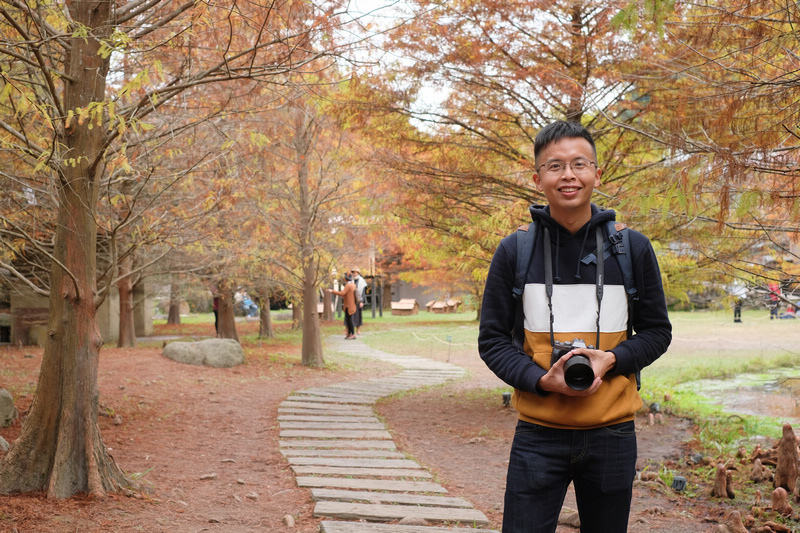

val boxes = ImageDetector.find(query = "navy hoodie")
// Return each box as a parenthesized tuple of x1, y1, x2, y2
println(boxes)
(478, 204, 672, 428)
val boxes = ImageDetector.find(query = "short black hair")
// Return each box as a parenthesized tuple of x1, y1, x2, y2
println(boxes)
(534, 121, 597, 167)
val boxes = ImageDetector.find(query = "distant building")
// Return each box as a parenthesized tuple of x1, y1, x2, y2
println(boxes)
(0, 280, 153, 346)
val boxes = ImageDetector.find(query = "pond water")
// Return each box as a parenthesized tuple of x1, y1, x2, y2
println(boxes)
(681, 370, 800, 422)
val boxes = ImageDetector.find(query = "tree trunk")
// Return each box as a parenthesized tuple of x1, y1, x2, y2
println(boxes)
(117, 255, 137, 348)
(293, 109, 324, 366)
(291, 303, 302, 330)
(258, 287, 273, 339)
(383, 281, 392, 309)
(0, 0, 129, 497)
(216, 281, 239, 341)
(322, 289, 333, 321)
(301, 259, 324, 367)
(167, 281, 181, 325)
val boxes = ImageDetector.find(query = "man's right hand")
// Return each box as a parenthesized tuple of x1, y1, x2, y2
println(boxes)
(538, 351, 603, 397)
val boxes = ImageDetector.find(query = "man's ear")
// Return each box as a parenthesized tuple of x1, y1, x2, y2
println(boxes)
(533, 172, 542, 190)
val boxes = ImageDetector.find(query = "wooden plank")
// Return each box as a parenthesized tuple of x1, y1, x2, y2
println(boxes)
(279, 401, 373, 411)
(279, 440, 396, 449)
(288, 457, 420, 469)
(291, 466, 432, 478)
(278, 421, 386, 431)
(326, 384, 405, 394)
(311, 488, 473, 508)
(281, 449, 404, 458)
(278, 415, 380, 423)
(279, 421, 386, 430)
(295, 476, 445, 493)
(278, 407, 375, 417)
(279, 429, 392, 439)
(286, 395, 375, 405)
(320, 521, 499, 533)
(292, 392, 384, 402)
(313, 501, 489, 525)
(299, 387, 385, 398)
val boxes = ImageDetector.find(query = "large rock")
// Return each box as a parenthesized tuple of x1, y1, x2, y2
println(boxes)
(162, 338, 244, 368)
(0, 388, 18, 427)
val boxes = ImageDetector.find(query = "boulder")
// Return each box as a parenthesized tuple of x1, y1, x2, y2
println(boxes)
(0, 388, 17, 427)
(163, 338, 244, 368)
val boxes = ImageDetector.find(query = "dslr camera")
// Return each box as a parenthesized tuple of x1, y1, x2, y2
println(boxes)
(551, 338, 595, 391)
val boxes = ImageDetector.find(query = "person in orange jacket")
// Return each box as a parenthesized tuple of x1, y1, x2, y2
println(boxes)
(327, 273, 358, 339)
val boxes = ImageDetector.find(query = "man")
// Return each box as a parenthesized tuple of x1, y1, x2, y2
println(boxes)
(478, 120, 672, 533)
(351, 267, 367, 335)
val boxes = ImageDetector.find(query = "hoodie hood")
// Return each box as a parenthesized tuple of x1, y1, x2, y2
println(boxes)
(529, 203, 617, 283)
(529, 203, 616, 234)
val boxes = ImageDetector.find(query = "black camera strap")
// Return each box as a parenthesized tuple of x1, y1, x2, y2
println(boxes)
(543, 227, 555, 347)
(594, 227, 603, 349)
(543, 226, 604, 349)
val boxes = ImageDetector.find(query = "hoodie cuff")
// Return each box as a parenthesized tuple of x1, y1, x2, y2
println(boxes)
(527, 367, 550, 397)
(608, 346, 633, 376)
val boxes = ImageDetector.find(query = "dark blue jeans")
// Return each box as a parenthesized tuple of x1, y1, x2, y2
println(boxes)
(503, 420, 637, 533)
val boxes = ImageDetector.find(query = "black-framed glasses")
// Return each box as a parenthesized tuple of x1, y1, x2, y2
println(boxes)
(536, 158, 597, 176)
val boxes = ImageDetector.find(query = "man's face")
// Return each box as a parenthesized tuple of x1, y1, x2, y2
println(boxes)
(532, 137, 601, 217)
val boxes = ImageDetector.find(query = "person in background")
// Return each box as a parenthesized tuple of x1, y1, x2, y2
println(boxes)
(327, 273, 358, 339)
(730, 281, 747, 323)
(213, 295, 220, 335)
(351, 267, 367, 335)
(242, 292, 259, 318)
(769, 281, 781, 319)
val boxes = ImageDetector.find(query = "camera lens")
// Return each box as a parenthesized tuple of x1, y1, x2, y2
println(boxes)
(563, 355, 594, 391)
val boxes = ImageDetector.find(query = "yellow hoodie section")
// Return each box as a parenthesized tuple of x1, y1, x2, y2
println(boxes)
(515, 281, 642, 429)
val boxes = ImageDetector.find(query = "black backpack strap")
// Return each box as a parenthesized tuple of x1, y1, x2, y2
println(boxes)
(513, 223, 536, 300)
(512, 222, 537, 352)
(606, 221, 637, 300)
(605, 220, 642, 389)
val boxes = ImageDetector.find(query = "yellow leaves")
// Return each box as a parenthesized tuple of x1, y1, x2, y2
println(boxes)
(106, 146, 132, 176)
(118, 63, 165, 99)
(165, 148, 184, 159)
(135, 121, 155, 133)
(249, 132, 271, 149)
(98, 28, 133, 59)
(203, 192, 218, 211)
(65, 156, 88, 168)
(109, 194, 127, 208)
(733, 190, 761, 219)
(0, 80, 13, 102)
(33, 150, 52, 173)
(64, 100, 139, 135)
(71, 23, 90, 41)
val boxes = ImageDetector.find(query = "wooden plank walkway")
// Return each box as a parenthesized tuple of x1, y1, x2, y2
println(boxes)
(279, 335, 499, 532)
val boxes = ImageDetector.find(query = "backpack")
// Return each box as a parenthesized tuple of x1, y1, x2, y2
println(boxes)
(511, 219, 638, 353)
